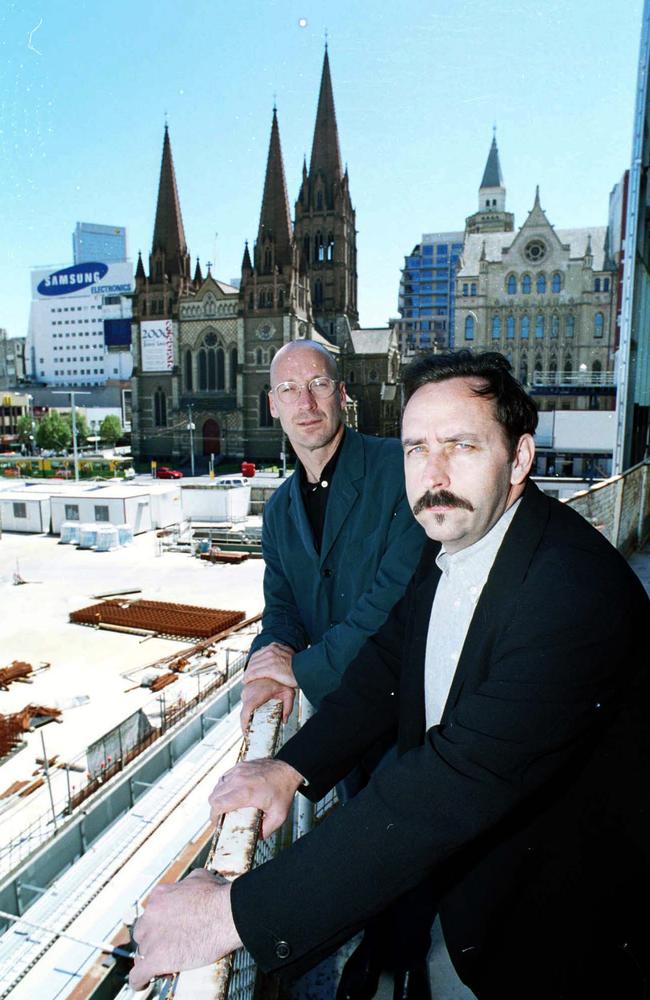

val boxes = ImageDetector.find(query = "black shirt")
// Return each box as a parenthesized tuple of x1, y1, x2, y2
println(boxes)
(298, 430, 345, 553)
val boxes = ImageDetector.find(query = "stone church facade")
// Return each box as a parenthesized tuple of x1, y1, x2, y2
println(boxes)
(131, 49, 365, 468)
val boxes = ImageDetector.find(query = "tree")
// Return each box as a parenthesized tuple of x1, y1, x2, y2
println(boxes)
(16, 414, 36, 450)
(35, 411, 72, 452)
(66, 411, 90, 446)
(99, 414, 123, 446)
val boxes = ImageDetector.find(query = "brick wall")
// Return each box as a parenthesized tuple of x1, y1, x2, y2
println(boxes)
(564, 461, 650, 556)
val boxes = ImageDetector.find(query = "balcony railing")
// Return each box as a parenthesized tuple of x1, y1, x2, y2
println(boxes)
(527, 370, 616, 388)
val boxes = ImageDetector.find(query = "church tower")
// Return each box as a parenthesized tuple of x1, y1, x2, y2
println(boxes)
(240, 107, 312, 460)
(131, 126, 195, 465)
(294, 47, 358, 343)
(465, 131, 514, 234)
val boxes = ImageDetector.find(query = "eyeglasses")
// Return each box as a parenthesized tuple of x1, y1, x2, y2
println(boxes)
(271, 376, 339, 404)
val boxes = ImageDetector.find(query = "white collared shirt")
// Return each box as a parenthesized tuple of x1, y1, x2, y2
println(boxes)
(424, 499, 522, 729)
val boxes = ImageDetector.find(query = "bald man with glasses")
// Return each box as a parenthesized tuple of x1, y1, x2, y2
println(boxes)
(242, 340, 425, 733)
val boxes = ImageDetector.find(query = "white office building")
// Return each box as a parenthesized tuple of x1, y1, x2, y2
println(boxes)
(27, 260, 135, 387)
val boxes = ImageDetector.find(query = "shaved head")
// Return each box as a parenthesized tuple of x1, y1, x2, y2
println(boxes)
(270, 340, 338, 385)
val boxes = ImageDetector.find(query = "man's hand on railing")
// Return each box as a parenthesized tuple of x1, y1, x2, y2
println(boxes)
(240, 677, 295, 732)
(209, 758, 306, 839)
(128, 869, 242, 991)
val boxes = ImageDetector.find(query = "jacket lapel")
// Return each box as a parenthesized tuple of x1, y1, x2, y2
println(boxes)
(319, 431, 362, 565)
(399, 543, 442, 751)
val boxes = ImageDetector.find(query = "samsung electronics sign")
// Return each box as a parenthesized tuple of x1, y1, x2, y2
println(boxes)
(32, 261, 134, 299)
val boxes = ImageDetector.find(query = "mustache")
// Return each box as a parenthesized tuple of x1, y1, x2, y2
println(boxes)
(412, 490, 475, 516)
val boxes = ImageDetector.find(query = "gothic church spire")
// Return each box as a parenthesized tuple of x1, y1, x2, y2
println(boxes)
(309, 48, 344, 183)
(256, 107, 293, 271)
(151, 125, 189, 275)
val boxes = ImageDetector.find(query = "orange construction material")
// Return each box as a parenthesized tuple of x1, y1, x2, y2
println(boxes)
(69, 599, 245, 640)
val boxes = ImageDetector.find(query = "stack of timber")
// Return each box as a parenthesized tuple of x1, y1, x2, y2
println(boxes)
(69, 599, 245, 640)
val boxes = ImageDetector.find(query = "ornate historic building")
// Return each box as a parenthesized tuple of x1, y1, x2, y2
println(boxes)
(339, 327, 400, 437)
(455, 188, 616, 412)
(131, 51, 390, 468)
(294, 48, 358, 345)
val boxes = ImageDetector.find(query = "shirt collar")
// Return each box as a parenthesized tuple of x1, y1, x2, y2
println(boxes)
(299, 427, 346, 493)
(435, 497, 522, 584)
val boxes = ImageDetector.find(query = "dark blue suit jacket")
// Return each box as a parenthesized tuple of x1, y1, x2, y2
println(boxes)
(248, 428, 426, 707)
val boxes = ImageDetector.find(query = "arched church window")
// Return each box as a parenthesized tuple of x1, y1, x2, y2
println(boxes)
(216, 348, 225, 390)
(207, 349, 216, 390)
(506, 274, 517, 295)
(229, 347, 237, 391)
(594, 312, 604, 338)
(316, 190, 324, 211)
(566, 315, 575, 337)
(551, 272, 561, 293)
(154, 388, 167, 427)
(551, 315, 559, 338)
(522, 274, 532, 294)
(259, 385, 273, 428)
(563, 358, 573, 383)
(198, 349, 207, 391)
(506, 315, 515, 339)
(264, 247, 272, 272)
(521, 315, 530, 339)
(256, 348, 263, 365)
(315, 232, 324, 263)
(491, 315, 501, 339)
(535, 315, 544, 339)
(465, 315, 475, 341)
(327, 234, 334, 262)
(537, 273, 546, 294)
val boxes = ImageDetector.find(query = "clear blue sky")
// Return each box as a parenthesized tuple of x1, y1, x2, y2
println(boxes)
(0, 0, 644, 340)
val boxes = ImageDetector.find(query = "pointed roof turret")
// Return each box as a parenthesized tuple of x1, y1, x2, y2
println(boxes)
(152, 125, 188, 265)
(193, 257, 203, 285)
(135, 251, 145, 280)
(480, 132, 504, 190)
(241, 241, 252, 272)
(308, 48, 343, 182)
(257, 107, 293, 268)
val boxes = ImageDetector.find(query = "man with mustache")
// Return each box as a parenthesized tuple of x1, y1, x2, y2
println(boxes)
(131, 351, 650, 1000)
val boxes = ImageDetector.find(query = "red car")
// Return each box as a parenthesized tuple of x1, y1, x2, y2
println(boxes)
(155, 466, 183, 479)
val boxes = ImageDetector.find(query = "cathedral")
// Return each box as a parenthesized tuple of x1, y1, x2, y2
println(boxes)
(130, 50, 362, 467)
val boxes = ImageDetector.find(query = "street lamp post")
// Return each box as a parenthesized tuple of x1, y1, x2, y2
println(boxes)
(52, 391, 90, 482)
(187, 405, 195, 477)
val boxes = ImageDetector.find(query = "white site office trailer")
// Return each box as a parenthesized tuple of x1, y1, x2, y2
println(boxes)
(180, 482, 251, 523)
(0, 491, 51, 533)
(51, 485, 154, 535)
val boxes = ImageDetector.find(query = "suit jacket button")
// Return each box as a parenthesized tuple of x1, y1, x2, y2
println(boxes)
(275, 941, 291, 959)
(322, 568, 333, 578)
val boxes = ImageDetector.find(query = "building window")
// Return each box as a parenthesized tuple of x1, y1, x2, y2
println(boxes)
(566, 315, 575, 338)
(207, 349, 216, 390)
(462, 283, 469, 296)
(537, 273, 546, 294)
(65, 504, 80, 521)
(256, 348, 263, 365)
(491, 315, 501, 339)
(216, 347, 225, 390)
(198, 349, 207, 390)
(327, 234, 334, 261)
(464, 315, 475, 341)
(603, 277, 610, 292)
(259, 385, 273, 428)
(13, 502, 27, 519)
(314, 279, 323, 306)
(522, 274, 532, 294)
(551, 315, 559, 338)
(551, 272, 561, 293)
(506, 315, 515, 339)
(563, 359, 573, 383)
(594, 278, 601, 292)
(507, 274, 517, 294)
(470, 283, 477, 296)
(314, 232, 324, 262)
(154, 388, 167, 427)
(184, 350, 193, 391)
(594, 312, 604, 338)
(535, 315, 544, 338)
(94, 505, 110, 522)
(230, 347, 238, 391)
(521, 315, 530, 339)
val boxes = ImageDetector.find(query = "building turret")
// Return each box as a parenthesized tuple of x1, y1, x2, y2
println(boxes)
(465, 131, 515, 235)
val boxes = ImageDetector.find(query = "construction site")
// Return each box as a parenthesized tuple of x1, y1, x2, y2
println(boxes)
(0, 514, 276, 1000)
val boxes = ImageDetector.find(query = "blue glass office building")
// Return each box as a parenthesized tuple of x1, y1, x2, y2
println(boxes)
(73, 222, 127, 264)
(396, 231, 464, 353)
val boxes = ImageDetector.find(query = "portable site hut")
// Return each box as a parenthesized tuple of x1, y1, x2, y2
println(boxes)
(0, 490, 51, 533)
(180, 480, 251, 523)
(122, 481, 182, 528)
(50, 484, 154, 535)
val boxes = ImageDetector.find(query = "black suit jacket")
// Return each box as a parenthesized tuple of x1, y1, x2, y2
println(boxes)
(231, 483, 650, 997)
